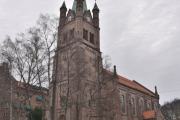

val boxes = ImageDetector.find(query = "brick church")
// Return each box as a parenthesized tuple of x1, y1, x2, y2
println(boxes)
(47, 0, 165, 120)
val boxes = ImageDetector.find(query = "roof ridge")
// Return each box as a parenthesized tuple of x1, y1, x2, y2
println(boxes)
(132, 80, 155, 95)
(103, 69, 155, 97)
(103, 69, 135, 83)
(118, 74, 132, 82)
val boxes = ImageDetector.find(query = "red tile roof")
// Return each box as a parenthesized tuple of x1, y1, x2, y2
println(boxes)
(104, 69, 155, 97)
(143, 110, 156, 119)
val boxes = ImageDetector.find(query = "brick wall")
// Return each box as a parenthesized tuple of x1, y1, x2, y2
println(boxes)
(0, 63, 48, 120)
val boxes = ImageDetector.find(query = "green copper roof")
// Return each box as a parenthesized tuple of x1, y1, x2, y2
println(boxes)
(72, 0, 87, 13)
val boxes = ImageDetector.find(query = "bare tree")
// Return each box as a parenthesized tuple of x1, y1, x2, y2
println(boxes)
(1, 33, 45, 119)
(1, 14, 58, 87)
(37, 14, 58, 85)
(161, 99, 180, 120)
(0, 14, 58, 120)
(36, 14, 58, 120)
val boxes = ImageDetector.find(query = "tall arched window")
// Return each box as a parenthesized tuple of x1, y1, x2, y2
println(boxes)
(139, 98, 144, 114)
(131, 97, 136, 116)
(120, 94, 126, 113)
(69, 28, 74, 40)
(154, 102, 158, 110)
(147, 101, 152, 110)
(83, 29, 88, 40)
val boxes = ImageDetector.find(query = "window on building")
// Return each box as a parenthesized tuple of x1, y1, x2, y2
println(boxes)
(69, 28, 74, 40)
(147, 101, 152, 110)
(83, 29, 88, 40)
(154, 102, 158, 110)
(131, 97, 136, 115)
(90, 32, 95, 44)
(120, 94, 126, 113)
(63, 33, 67, 43)
(139, 98, 144, 114)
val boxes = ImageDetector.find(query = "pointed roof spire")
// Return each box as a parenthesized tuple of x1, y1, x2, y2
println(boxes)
(155, 86, 159, 99)
(72, 0, 87, 13)
(60, 1, 67, 10)
(155, 86, 158, 94)
(93, 2, 99, 11)
(113, 65, 117, 76)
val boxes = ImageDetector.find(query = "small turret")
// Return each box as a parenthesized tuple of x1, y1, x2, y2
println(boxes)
(59, 2, 67, 28)
(92, 2, 99, 27)
(113, 65, 117, 76)
(155, 86, 160, 99)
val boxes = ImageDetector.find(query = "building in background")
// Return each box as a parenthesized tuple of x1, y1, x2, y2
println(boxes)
(0, 62, 48, 120)
(48, 0, 165, 120)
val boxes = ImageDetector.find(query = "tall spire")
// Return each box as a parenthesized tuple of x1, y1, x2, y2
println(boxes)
(60, 1, 67, 10)
(93, 2, 99, 11)
(59, 1, 67, 28)
(92, 1, 99, 27)
(72, 0, 87, 13)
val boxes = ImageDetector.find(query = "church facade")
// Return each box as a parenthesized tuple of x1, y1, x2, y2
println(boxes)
(47, 0, 165, 120)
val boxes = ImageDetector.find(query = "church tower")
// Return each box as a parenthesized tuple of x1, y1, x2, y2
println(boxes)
(51, 0, 102, 120)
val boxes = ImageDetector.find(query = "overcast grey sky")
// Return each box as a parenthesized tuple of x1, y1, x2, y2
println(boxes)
(0, 0, 180, 104)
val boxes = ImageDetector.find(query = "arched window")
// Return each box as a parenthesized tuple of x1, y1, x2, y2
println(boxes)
(90, 32, 95, 44)
(131, 97, 136, 115)
(139, 98, 144, 114)
(83, 29, 88, 40)
(147, 101, 152, 110)
(120, 94, 126, 113)
(69, 28, 74, 40)
(63, 32, 67, 43)
(154, 102, 158, 110)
